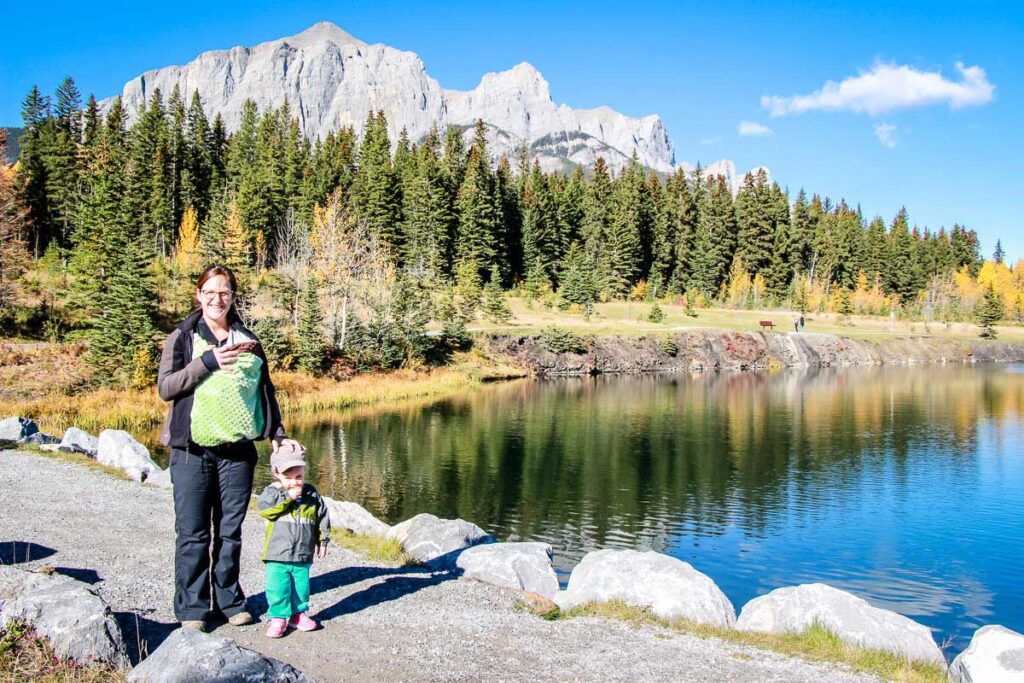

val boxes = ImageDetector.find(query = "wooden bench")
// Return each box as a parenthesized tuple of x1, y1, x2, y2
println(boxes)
(758, 320, 774, 331)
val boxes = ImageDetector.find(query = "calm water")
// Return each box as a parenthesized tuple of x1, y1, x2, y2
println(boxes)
(267, 364, 1024, 651)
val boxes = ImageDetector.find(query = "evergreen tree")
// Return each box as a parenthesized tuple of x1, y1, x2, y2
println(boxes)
(127, 89, 173, 257)
(296, 276, 326, 374)
(665, 167, 696, 292)
(520, 161, 559, 282)
(604, 152, 648, 296)
(18, 85, 53, 254)
(181, 91, 213, 218)
(976, 284, 1003, 339)
(165, 85, 187, 247)
(403, 129, 454, 278)
(351, 110, 402, 255)
(455, 127, 500, 274)
(863, 217, 888, 285)
(0, 131, 30, 313)
(558, 242, 598, 307)
(837, 288, 854, 320)
(494, 156, 522, 281)
(887, 208, 920, 302)
(253, 316, 290, 371)
(993, 239, 1005, 265)
(735, 169, 773, 276)
(689, 175, 736, 296)
(481, 264, 513, 323)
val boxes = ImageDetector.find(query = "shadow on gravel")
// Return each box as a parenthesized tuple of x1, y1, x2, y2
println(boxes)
(50, 567, 102, 584)
(115, 610, 178, 666)
(0, 540, 57, 564)
(314, 571, 452, 621)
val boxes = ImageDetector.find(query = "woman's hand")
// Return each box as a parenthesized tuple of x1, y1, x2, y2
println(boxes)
(272, 438, 305, 455)
(316, 544, 327, 559)
(211, 344, 242, 370)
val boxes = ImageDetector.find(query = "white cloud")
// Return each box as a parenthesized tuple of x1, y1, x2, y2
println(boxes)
(762, 61, 994, 117)
(738, 121, 773, 136)
(874, 123, 898, 148)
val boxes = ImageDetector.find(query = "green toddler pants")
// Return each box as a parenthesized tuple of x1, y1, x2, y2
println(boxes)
(265, 561, 312, 619)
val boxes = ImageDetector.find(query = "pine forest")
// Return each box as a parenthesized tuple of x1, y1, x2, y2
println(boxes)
(2, 78, 1022, 385)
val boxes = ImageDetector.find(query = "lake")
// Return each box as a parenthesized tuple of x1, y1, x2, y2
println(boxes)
(269, 363, 1024, 652)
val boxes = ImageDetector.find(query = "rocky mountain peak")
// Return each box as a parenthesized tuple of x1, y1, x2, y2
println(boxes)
(96, 22, 760, 179)
(279, 21, 366, 49)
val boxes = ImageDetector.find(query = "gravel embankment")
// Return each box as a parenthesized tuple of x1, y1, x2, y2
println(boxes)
(1, 449, 879, 682)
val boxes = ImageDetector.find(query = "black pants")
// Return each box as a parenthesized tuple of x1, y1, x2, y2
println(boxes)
(170, 441, 256, 621)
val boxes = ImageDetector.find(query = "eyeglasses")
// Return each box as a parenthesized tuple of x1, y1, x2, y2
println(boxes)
(200, 290, 234, 301)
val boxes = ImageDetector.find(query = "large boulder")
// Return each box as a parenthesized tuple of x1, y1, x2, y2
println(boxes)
(59, 427, 99, 456)
(950, 624, 1024, 682)
(454, 542, 559, 599)
(0, 416, 39, 447)
(736, 583, 944, 664)
(0, 566, 126, 667)
(127, 627, 314, 682)
(387, 513, 495, 565)
(325, 498, 390, 537)
(96, 429, 161, 482)
(554, 549, 736, 628)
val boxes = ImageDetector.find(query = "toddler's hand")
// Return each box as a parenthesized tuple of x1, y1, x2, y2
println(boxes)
(316, 544, 327, 559)
(287, 484, 302, 500)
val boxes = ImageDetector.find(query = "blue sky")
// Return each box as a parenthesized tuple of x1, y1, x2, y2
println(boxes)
(2, 0, 1021, 261)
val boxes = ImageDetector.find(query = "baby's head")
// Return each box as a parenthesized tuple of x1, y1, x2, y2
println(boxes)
(270, 442, 307, 488)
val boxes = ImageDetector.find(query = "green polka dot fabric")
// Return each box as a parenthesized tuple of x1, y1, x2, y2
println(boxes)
(189, 334, 265, 447)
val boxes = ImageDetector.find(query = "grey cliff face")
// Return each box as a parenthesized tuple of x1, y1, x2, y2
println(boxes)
(100, 21, 679, 173)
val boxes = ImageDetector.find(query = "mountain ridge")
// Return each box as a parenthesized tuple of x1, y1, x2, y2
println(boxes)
(99, 21, 762, 185)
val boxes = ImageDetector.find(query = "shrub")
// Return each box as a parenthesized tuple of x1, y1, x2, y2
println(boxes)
(540, 327, 586, 354)
(647, 302, 665, 323)
(659, 337, 678, 356)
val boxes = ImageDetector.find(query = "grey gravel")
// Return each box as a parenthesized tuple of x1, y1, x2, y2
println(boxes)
(1, 449, 880, 682)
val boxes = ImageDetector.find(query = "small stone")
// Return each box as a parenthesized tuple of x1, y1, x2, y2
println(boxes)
(144, 468, 172, 489)
(59, 427, 99, 456)
(0, 416, 39, 447)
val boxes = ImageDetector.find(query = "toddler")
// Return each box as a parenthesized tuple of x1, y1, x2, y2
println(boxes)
(257, 443, 331, 638)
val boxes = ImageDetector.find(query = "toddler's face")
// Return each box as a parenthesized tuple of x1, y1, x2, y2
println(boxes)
(275, 465, 305, 490)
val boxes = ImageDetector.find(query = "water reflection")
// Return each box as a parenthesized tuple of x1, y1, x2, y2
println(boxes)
(274, 364, 1024, 651)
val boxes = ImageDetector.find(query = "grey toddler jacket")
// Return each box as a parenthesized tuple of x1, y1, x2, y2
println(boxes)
(256, 483, 331, 563)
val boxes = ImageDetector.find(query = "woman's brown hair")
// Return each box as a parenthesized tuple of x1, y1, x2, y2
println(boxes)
(194, 265, 240, 320)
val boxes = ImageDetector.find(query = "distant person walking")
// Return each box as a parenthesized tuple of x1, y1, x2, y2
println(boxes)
(799, 314, 805, 331)
(793, 316, 800, 332)
(157, 264, 301, 631)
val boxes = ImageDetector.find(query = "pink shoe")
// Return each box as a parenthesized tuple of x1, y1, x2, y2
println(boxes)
(288, 612, 318, 632)
(265, 618, 287, 638)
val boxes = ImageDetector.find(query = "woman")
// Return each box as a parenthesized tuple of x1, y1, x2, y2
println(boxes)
(158, 264, 301, 631)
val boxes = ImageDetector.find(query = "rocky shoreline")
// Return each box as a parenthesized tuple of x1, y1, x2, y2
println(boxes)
(485, 331, 1024, 376)
(4, 418, 1024, 681)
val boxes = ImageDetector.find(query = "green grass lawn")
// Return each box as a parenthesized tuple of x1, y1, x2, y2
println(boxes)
(462, 297, 1024, 343)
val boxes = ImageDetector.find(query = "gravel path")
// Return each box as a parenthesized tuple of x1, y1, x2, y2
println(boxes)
(1, 449, 879, 682)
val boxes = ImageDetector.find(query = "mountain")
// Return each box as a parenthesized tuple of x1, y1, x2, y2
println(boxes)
(100, 22, 676, 173)
(99, 21, 762, 181)
(1, 127, 23, 165)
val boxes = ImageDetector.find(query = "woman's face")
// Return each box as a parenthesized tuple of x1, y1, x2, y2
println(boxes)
(197, 274, 234, 325)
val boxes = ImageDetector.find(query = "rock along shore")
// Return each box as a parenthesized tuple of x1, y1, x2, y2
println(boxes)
(1, 447, 887, 682)
(485, 330, 1024, 376)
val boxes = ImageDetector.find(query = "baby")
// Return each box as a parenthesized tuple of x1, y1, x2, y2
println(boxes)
(256, 442, 331, 638)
